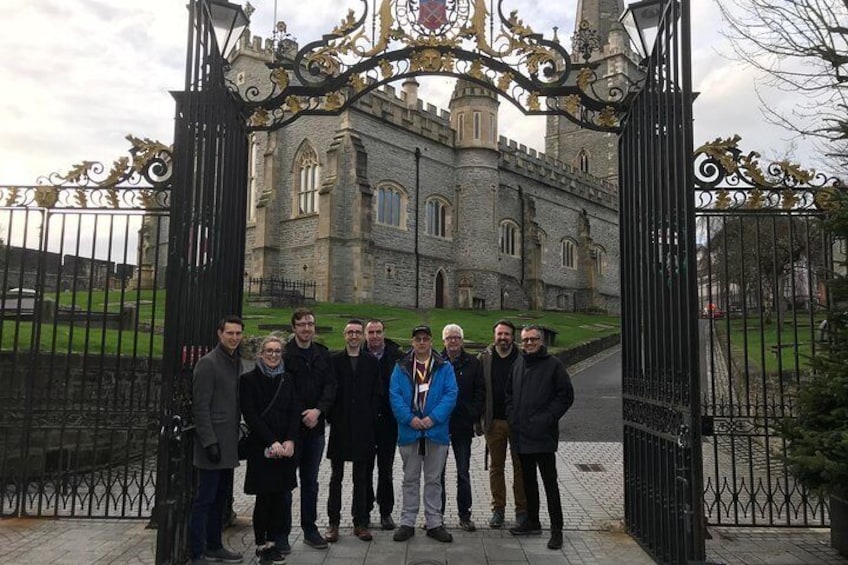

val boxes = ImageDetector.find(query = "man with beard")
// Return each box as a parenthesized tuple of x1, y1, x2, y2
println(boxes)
(363, 319, 403, 530)
(506, 324, 574, 550)
(325, 319, 381, 543)
(478, 319, 527, 528)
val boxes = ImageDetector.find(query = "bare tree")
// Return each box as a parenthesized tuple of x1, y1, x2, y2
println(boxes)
(716, 0, 848, 170)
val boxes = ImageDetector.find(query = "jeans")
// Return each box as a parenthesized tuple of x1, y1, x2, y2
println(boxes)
(518, 452, 563, 530)
(327, 458, 370, 527)
(282, 432, 324, 538)
(367, 416, 397, 517)
(440, 436, 473, 519)
(188, 468, 233, 559)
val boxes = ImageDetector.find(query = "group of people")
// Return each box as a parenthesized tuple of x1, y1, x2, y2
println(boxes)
(188, 309, 574, 565)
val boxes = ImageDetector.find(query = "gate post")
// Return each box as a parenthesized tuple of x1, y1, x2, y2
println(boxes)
(618, 0, 705, 563)
(154, 1, 249, 563)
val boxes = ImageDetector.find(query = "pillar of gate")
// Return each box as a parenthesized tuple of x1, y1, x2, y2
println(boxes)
(154, 1, 249, 563)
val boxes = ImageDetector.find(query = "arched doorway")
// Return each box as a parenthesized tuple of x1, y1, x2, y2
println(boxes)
(435, 269, 446, 308)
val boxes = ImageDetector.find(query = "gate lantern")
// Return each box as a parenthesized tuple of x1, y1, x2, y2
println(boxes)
(620, 0, 666, 62)
(207, 0, 250, 59)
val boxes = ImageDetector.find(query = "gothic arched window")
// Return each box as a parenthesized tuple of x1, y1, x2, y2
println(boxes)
(578, 149, 589, 173)
(376, 184, 406, 228)
(499, 220, 520, 257)
(425, 198, 451, 238)
(293, 143, 320, 216)
(592, 245, 606, 276)
(562, 238, 577, 269)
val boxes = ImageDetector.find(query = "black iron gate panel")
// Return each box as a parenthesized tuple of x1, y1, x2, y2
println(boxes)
(0, 144, 171, 518)
(620, 0, 704, 563)
(154, 0, 249, 563)
(694, 137, 839, 527)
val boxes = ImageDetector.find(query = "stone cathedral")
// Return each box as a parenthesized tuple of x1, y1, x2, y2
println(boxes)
(231, 0, 635, 313)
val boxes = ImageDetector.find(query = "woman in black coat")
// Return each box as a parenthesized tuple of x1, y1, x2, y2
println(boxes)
(240, 336, 301, 565)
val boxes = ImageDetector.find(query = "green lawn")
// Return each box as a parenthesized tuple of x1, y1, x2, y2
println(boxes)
(713, 315, 823, 376)
(2, 290, 620, 356)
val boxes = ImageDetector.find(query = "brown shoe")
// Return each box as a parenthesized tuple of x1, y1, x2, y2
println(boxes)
(325, 524, 339, 543)
(353, 526, 373, 541)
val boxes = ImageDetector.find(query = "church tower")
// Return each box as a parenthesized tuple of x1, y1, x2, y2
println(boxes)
(449, 80, 501, 310)
(545, 0, 639, 186)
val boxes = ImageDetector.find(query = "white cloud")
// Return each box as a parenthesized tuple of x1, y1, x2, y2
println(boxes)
(0, 0, 823, 184)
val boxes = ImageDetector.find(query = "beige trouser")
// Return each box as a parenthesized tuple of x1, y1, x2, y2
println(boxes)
(485, 419, 526, 514)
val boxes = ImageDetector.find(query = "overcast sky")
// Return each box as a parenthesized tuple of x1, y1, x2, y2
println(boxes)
(0, 0, 820, 185)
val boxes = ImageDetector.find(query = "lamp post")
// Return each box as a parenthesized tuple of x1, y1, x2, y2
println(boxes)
(619, 0, 667, 63)
(206, 0, 250, 60)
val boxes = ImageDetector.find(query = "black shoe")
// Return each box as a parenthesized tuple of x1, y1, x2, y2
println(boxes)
(458, 517, 476, 532)
(393, 525, 415, 542)
(204, 547, 243, 563)
(302, 531, 328, 549)
(509, 521, 542, 536)
(380, 514, 396, 530)
(256, 546, 285, 565)
(547, 530, 563, 550)
(426, 525, 453, 543)
(274, 542, 291, 556)
(488, 509, 505, 528)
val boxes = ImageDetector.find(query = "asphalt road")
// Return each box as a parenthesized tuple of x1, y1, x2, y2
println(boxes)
(559, 348, 623, 442)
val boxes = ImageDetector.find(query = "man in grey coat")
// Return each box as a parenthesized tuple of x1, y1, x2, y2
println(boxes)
(188, 316, 245, 564)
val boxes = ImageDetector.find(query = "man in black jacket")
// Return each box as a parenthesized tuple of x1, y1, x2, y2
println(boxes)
(439, 323, 485, 531)
(506, 324, 574, 551)
(283, 308, 336, 551)
(325, 319, 381, 543)
(364, 318, 403, 530)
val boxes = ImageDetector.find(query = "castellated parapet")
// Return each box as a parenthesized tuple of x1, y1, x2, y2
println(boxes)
(498, 136, 618, 211)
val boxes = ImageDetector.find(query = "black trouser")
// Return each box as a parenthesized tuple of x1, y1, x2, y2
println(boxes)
(368, 416, 397, 517)
(327, 458, 370, 527)
(518, 452, 563, 531)
(253, 491, 288, 546)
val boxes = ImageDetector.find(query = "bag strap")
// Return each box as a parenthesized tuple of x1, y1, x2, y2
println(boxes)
(259, 373, 286, 420)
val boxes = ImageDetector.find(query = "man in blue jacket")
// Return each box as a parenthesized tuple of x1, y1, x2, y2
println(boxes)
(390, 325, 457, 543)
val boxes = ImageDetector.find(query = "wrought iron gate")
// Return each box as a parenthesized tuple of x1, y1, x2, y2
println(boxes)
(695, 137, 840, 527)
(620, 0, 705, 562)
(0, 140, 171, 518)
(154, 0, 249, 562)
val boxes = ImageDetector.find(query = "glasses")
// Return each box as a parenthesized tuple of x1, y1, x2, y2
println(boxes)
(294, 321, 315, 328)
(521, 337, 541, 343)
(412, 336, 431, 343)
(444, 335, 462, 341)
(263, 349, 283, 356)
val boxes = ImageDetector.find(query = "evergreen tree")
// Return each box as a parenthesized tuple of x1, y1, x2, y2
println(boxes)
(779, 188, 848, 497)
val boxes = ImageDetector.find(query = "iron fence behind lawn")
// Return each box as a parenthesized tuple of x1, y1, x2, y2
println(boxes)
(246, 277, 316, 303)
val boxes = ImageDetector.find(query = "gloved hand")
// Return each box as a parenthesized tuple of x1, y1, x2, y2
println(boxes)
(205, 443, 221, 463)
